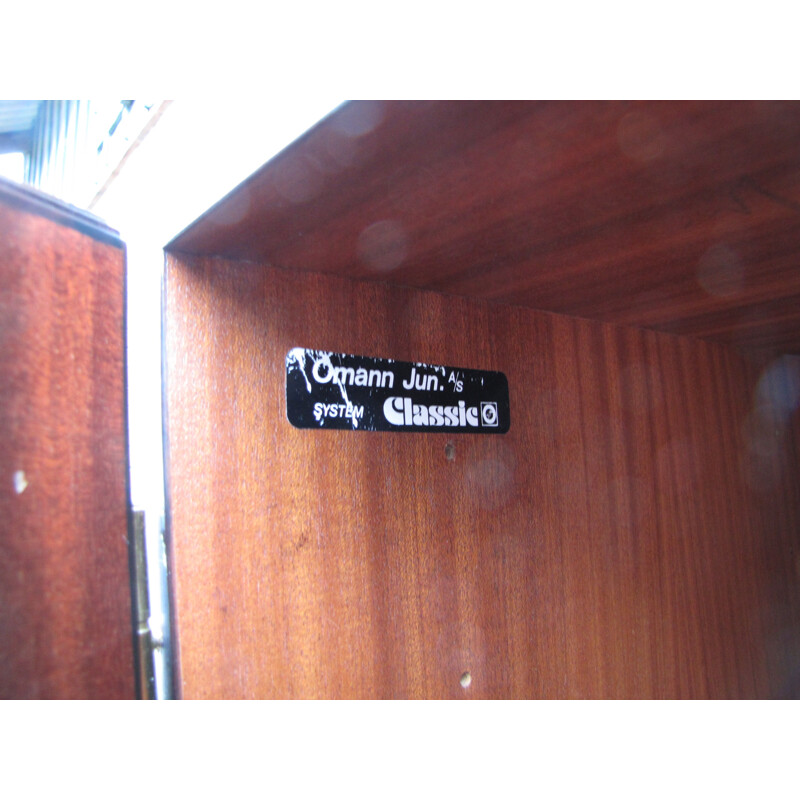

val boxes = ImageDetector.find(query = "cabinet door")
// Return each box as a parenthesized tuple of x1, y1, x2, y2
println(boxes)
(0, 178, 134, 699)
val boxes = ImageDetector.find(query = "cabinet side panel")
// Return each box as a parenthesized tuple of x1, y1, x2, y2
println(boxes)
(164, 254, 800, 698)
(0, 198, 133, 699)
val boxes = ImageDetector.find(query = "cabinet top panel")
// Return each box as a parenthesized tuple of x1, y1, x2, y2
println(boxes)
(167, 101, 800, 354)
(0, 176, 123, 249)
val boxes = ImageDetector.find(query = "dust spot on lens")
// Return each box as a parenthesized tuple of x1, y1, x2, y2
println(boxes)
(739, 354, 800, 492)
(210, 185, 251, 226)
(273, 156, 324, 205)
(465, 454, 515, 510)
(697, 243, 745, 298)
(331, 101, 385, 138)
(617, 111, 666, 163)
(754, 356, 800, 424)
(357, 219, 409, 273)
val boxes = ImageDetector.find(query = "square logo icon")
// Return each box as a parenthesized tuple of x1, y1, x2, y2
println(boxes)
(480, 401, 499, 427)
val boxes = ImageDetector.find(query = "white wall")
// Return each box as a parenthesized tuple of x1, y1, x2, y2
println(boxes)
(93, 97, 340, 517)
(90, 97, 340, 693)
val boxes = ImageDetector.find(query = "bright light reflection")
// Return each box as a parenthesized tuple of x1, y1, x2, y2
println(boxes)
(0, 152, 24, 183)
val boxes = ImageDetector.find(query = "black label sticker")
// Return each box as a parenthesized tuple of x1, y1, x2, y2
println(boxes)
(286, 348, 510, 433)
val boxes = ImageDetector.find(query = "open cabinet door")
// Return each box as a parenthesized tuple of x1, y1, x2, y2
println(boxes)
(0, 177, 135, 699)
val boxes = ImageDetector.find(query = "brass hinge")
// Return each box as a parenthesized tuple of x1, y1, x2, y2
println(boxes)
(131, 509, 156, 699)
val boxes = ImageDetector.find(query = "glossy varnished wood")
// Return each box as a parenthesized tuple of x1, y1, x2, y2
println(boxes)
(0, 180, 134, 698)
(168, 101, 800, 354)
(164, 254, 800, 698)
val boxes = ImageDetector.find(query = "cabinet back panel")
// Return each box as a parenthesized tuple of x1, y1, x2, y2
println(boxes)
(164, 254, 800, 698)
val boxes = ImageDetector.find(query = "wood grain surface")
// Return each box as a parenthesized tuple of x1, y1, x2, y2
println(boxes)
(164, 254, 800, 698)
(0, 181, 134, 699)
(168, 101, 800, 354)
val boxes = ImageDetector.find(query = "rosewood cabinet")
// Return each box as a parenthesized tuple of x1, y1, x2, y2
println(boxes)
(5, 102, 798, 700)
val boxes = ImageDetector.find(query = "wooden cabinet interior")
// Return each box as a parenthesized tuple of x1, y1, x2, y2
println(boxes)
(164, 102, 800, 698)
